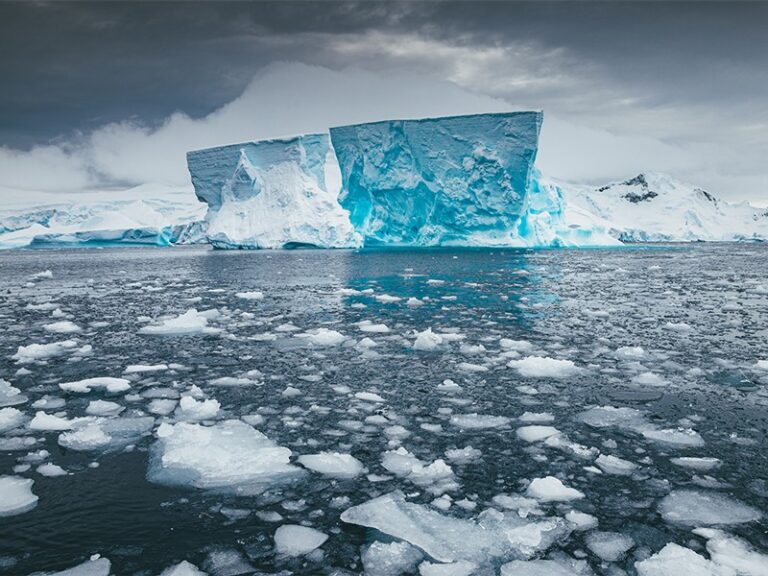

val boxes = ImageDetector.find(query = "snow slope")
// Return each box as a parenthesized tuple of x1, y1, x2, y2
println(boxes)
(563, 173, 768, 242)
(0, 184, 207, 249)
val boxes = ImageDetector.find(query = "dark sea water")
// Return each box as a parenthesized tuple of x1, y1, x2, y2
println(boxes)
(0, 245, 766, 575)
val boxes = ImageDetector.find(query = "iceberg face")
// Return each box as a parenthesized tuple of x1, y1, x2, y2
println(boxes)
(187, 134, 360, 249)
(329, 112, 544, 246)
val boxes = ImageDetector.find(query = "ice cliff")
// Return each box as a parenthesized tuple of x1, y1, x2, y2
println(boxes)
(329, 112, 550, 246)
(186, 134, 360, 249)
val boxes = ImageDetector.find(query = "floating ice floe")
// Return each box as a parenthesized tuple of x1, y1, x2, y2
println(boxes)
(297, 452, 365, 479)
(0, 476, 38, 516)
(507, 356, 582, 379)
(58, 417, 154, 452)
(235, 291, 264, 301)
(413, 328, 444, 351)
(0, 379, 27, 407)
(139, 308, 220, 336)
(585, 531, 635, 562)
(296, 328, 346, 347)
(419, 559, 478, 576)
(124, 363, 169, 374)
(358, 320, 390, 333)
(274, 524, 328, 557)
(594, 454, 638, 476)
(341, 491, 570, 564)
(658, 490, 762, 527)
(361, 540, 423, 576)
(175, 395, 221, 422)
(669, 456, 721, 471)
(159, 560, 207, 576)
(147, 420, 303, 494)
(382, 447, 458, 494)
(43, 321, 82, 334)
(59, 377, 131, 394)
(37, 463, 67, 477)
(444, 446, 482, 464)
(449, 413, 511, 430)
(85, 400, 124, 417)
(29, 411, 74, 431)
(0, 407, 26, 433)
(12, 340, 81, 363)
(516, 426, 560, 443)
(526, 476, 585, 502)
(500, 558, 592, 576)
(579, 405, 705, 448)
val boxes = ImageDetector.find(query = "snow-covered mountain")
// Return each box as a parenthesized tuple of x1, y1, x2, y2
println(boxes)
(562, 172, 768, 242)
(0, 184, 207, 249)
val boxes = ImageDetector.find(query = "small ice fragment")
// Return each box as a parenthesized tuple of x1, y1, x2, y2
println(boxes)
(175, 395, 220, 422)
(450, 413, 510, 430)
(124, 364, 169, 374)
(0, 407, 25, 433)
(519, 412, 555, 423)
(85, 400, 124, 417)
(358, 320, 390, 333)
(361, 540, 423, 576)
(670, 457, 721, 471)
(355, 391, 385, 403)
(160, 560, 207, 576)
(595, 454, 638, 476)
(419, 560, 478, 576)
(413, 328, 443, 351)
(274, 524, 328, 556)
(516, 426, 560, 443)
(526, 476, 585, 502)
(43, 321, 81, 334)
(29, 411, 73, 431)
(235, 291, 264, 300)
(37, 463, 67, 477)
(12, 340, 79, 363)
(585, 531, 635, 561)
(59, 377, 131, 394)
(658, 490, 762, 526)
(565, 510, 598, 531)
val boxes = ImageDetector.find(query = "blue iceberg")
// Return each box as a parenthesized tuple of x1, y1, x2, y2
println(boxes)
(187, 134, 360, 249)
(329, 112, 544, 246)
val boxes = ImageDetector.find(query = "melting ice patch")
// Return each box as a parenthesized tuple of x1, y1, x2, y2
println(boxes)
(0, 476, 38, 517)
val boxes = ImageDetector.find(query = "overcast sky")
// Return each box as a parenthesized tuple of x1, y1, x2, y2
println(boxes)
(1, 1, 767, 203)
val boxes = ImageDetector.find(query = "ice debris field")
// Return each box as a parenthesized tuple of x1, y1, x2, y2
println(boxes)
(0, 244, 767, 574)
(3, 112, 767, 250)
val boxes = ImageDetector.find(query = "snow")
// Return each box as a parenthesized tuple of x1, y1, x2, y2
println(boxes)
(585, 531, 635, 561)
(59, 377, 131, 394)
(0, 184, 206, 250)
(507, 356, 581, 378)
(0, 407, 25, 433)
(187, 133, 359, 249)
(658, 490, 762, 526)
(341, 491, 570, 564)
(273, 524, 328, 556)
(563, 172, 768, 243)
(361, 541, 423, 576)
(138, 309, 217, 336)
(0, 476, 38, 516)
(147, 420, 303, 494)
(297, 452, 365, 479)
(526, 476, 585, 502)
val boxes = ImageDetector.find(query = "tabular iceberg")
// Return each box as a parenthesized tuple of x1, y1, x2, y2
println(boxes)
(187, 134, 360, 249)
(329, 112, 544, 246)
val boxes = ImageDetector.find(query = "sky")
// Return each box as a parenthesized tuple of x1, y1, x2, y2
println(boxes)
(1, 1, 767, 204)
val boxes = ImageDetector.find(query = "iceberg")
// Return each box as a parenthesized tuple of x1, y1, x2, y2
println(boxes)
(330, 112, 541, 246)
(187, 134, 360, 249)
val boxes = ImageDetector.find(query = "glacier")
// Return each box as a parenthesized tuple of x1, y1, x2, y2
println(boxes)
(186, 134, 360, 249)
(0, 185, 207, 250)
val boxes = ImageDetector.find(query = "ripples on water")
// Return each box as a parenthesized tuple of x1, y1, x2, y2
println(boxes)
(0, 245, 766, 575)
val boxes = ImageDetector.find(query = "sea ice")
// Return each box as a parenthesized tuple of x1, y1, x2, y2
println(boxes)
(59, 377, 131, 394)
(449, 413, 511, 430)
(526, 476, 585, 502)
(29, 411, 74, 431)
(297, 452, 365, 479)
(43, 321, 82, 334)
(500, 559, 586, 576)
(595, 454, 638, 476)
(0, 476, 38, 516)
(12, 340, 79, 363)
(508, 356, 581, 378)
(139, 308, 219, 336)
(273, 524, 328, 557)
(670, 456, 721, 471)
(175, 395, 221, 422)
(147, 420, 303, 494)
(0, 379, 27, 407)
(0, 407, 25, 433)
(159, 560, 207, 576)
(585, 531, 635, 561)
(361, 540, 423, 576)
(419, 560, 478, 576)
(413, 328, 444, 351)
(658, 490, 762, 526)
(39, 556, 111, 576)
(516, 426, 560, 443)
(235, 291, 264, 301)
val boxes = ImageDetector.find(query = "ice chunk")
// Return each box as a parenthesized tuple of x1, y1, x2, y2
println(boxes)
(450, 413, 510, 430)
(330, 112, 542, 246)
(59, 377, 131, 394)
(516, 426, 560, 443)
(658, 490, 762, 526)
(444, 446, 482, 464)
(85, 400, 124, 417)
(274, 524, 328, 556)
(693, 528, 768, 576)
(578, 405, 704, 448)
(355, 391, 385, 403)
(297, 452, 365, 479)
(670, 456, 721, 471)
(29, 411, 73, 431)
(160, 560, 207, 576)
(235, 290, 264, 301)
(419, 560, 478, 576)
(635, 543, 727, 576)
(37, 556, 112, 576)
(585, 531, 635, 561)
(382, 448, 457, 493)
(139, 308, 217, 336)
(175, 395, 220, 422)
(565, 510, 598, 531)
(507, 356, 581, 378)
(58, 417, 154, 452)
(341, 491, 570, 563)
(37, 463, 67, 477)
(298, 328, 347, 347)
(595, 454, 638, 476)
(413, 328, 444, 351)
(500, 559, 585, 576)
(124, 363, 169, 374)
(12, 339, 79, 363)
(526, 476, 585, 502)
(0, 407, 26, 432)
(187, 134, 359, 249)
(0, 379, 27, 407)
(0, 476, 38, 516)
(147, 420, 303, 494)
(43, 321, 82, 334)
(58, 423, 111, 451)
(361, 540, 423, 576)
